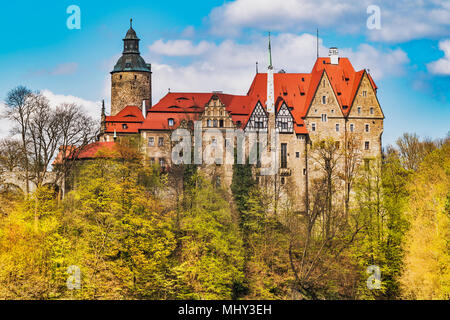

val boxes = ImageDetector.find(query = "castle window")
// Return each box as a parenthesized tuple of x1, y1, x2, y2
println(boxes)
(311, 123, 316, 132)
(336, 123, 340, 132)
(303, 168, 307, 176)
(350, 124, 354, 132)
(365, 141, 370, 150)
(322, 96, 327, 104)
(158, 137, 164, 147)
(358, 107, 362, 115)
(207, 120, 213, 127)
(362, 91, 367, 97)
(370, 107, 374, 115)
(213, 120, 218, 127)
(148, 137, 154, 147)
(120, 75, 122, 80)
(281, 177, 285, 185)
(365, 124, 370, 133)
(168, 118, 175, 127)
(331, 109, 335, 114)
(220, 120, 224, 128)
(134, 75, 137, 80)
(321, 114, 327, 122)
(296, 152, 300, 158)
(122, 124, 128, 130)
(159, 158, 166, 167)
(281, 143, 288, 169)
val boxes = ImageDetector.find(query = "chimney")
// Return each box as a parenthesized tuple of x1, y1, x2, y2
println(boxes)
(142, 100, 147, 119)
(329, 47, 339, 65)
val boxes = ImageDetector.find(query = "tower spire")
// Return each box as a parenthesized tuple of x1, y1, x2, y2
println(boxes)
(266, 32, 275, 114)
(130, 18, 133, 28)
(268, 32, 273, 70)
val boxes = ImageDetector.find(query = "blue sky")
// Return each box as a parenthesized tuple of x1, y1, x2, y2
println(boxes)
(0, 0, 449, 145)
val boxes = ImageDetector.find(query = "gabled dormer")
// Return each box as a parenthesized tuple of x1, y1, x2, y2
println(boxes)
(245, 101, 268, 132)
(276, 101, 294, 133)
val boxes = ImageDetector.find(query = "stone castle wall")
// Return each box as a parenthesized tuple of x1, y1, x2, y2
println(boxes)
(111, 71, 151, 116)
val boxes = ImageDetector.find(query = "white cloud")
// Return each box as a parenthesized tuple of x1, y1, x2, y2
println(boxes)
(342, 44, 410, 79)
(50, 62, 78, 75)
(427, 39, 450, 75)
(146, 33, 409, 104)
(181, 26, 195, 38)
(207, 0, 450, 42)
(0, 91, 100, 140)
(41, 90, 101, 121)
(149, 39, 213, 56)
(0, 102, 11, 138)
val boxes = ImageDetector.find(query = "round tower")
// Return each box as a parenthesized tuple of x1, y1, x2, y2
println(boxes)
(111, 19, 152, 116)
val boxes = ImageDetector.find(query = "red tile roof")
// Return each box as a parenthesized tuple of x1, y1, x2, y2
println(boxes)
(53, 142, 118, 164)
(103, 56, 376, 136)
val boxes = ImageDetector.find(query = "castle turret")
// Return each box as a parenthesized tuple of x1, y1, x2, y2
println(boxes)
(110, 19, 152, 116)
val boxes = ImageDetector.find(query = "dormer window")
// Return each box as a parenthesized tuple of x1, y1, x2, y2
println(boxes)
(122, 124, 128, 130)
(168, 118, 175, 127)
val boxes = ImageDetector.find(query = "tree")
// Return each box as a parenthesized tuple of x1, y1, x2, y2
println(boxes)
(62, 153, 176, 299)
(3, 86, 34, 193)
(0, 139, 24, 172)
(396, 133, 436, 171)
(175, 173, 245, 299)
(400, 140, 450, 299)
(287, 138, 363, 299)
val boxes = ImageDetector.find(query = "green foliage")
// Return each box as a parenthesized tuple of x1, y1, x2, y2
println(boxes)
(174, 174, 245, 299)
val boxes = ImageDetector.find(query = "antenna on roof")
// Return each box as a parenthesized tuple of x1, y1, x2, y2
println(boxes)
(256, 62, 259, 74)
(316, 28, 319, 59)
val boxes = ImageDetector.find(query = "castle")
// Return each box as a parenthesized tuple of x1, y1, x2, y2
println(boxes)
(87, 22, 384, 211)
